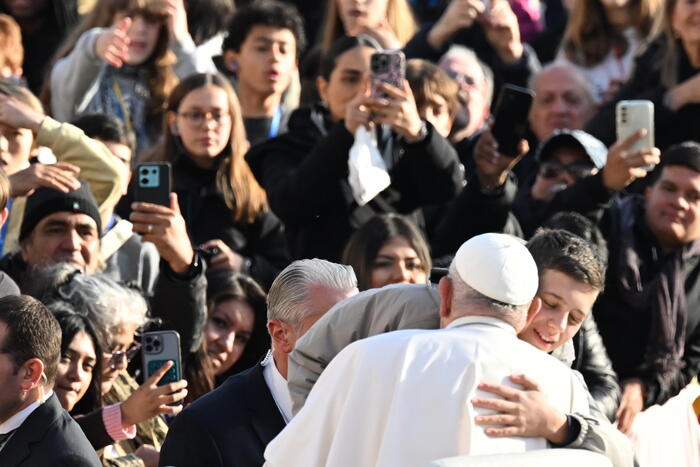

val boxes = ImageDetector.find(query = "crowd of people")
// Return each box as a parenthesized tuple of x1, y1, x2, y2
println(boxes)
(0, 0, 699, 466)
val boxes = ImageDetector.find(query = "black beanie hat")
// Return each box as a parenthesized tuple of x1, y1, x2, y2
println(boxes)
(20, 181, 102, 242)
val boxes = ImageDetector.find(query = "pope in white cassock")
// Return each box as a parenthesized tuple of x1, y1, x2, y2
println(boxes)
(263, 233, 591, 467)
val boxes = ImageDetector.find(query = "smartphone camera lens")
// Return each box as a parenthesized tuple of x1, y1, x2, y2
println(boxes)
(145, 336, 152, 344)
(140, 178, 148, 185)
(153, 340, 161, 349)
(140, 168, 149, 175)
(145, 344, 153, 352)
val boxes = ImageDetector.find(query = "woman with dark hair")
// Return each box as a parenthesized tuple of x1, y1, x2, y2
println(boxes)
(122, 72, 290, 290)
(342, 214, 431, 291)
(247, 35, 463, 262)
(204, 271, 269, 383)
(50, 302, 104, 417)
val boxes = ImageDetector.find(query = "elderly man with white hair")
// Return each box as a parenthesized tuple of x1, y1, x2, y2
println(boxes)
(159, 259, 358, 467)
(264, 233, 591, 467)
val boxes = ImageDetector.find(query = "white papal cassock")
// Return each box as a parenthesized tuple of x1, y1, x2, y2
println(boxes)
(264, 315, 591, 467)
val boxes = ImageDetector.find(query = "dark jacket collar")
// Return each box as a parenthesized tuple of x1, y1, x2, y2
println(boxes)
(1, 393, 62, 465)
(242, 362, 287, 445)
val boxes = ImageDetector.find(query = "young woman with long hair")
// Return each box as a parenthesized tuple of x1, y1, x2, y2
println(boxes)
(47, 0, 215, 156)
(559, 0, 663, 102)
(125, 72, 290, 289)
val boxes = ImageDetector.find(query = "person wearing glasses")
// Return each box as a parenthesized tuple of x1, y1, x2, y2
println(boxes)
(32, 264, 188, 467)
(123, 72, 290, 291)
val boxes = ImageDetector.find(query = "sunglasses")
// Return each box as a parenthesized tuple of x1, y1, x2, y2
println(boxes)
(104, 342, 141, 370)
(539, 161, 596, 180)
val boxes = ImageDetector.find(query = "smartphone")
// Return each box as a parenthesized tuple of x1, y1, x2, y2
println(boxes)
(490, 84, 535, 158)
(135, 162, 171, 206)
(616, 100, 655, 171)
(141, 330, 182, 390)
(370, 51, 406, 98)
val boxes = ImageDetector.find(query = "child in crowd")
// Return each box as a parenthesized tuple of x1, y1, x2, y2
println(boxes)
(48, 0, 215, 157)
(0, 79, 125, 256)
(221, 0, 306, 145)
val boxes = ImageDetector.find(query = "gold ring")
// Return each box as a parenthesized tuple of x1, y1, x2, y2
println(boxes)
(147, 225, 153, 234)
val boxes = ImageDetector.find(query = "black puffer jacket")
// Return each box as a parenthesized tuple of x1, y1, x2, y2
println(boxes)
(246, 107, 465, 261)
(571, 314, 621, 422)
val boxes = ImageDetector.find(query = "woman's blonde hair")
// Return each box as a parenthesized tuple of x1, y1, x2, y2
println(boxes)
(321, 0, 417, 52)
(561, 0, 662, 67)
(143, 73, 268, 223)
(44, 0, 177, 120)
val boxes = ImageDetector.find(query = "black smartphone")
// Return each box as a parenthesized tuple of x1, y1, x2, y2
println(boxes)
(490, 84, 535, 158)
(135, 162, 171, 206)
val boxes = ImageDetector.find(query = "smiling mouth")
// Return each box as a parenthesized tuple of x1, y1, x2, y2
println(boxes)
(535, 329, 555, 345)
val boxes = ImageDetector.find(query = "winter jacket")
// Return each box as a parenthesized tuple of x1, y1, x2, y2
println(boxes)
(119, 153, 290, 290)
(594, 199, 700, 407)
(571, 314, 621, 422)
(245, 106, 465, 261)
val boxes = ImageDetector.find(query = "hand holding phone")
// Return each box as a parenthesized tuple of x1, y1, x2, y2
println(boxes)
(121, 359, 187, 426)
(615, 100, 655, 171)
(370, 51, 405, 99)
(135, 162, 172, 207)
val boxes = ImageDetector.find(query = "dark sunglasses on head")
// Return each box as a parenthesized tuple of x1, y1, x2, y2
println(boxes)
(539, 161, 596, 180)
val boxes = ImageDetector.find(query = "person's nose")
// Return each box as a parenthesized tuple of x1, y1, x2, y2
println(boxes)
(0, 134, 9, 153)
(550, 96, 569, 115)
(225, 331, 237, 353)
(393, 263, 413, 283)
(560, 171, 576, 186)
(62, 229, 82, 251)
(548, 313, 568, 334)
(66, 361, 81, 382)
(130, 16, 146, 34)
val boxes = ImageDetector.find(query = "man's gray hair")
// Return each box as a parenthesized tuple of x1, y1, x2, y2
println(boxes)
(267, 259, 357, 325)
(448, 263, 530, 328)
(440, 45, 494, 106)
(530, 61, 597, 105)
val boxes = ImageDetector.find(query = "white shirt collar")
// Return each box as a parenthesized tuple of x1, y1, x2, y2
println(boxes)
(446, 315, 517, 335)
(0, 390, 53, 435)
(262, 351, 293, 423)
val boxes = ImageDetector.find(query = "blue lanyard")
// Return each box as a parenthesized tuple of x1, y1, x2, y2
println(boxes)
(268, 106, 283, 138)
(0, 198, 14, 253)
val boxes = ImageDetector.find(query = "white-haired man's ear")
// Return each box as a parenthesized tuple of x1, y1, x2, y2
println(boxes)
(438, 276, 453, 327)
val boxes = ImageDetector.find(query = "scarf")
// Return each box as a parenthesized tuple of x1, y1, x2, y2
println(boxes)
(615, 195, 700, 388)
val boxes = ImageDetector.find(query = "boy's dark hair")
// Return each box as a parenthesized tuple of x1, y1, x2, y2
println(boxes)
(543, 211, 608, 266)
(0, 295, 61, 387)
(71, 112, 136, 154)
(527, 228, 606, 292)
(223, 0, 307, 58)
(649, 141, 700, 185)
(186, 0, 235, 46)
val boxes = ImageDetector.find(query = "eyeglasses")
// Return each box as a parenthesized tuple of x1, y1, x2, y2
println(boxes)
(539, 161, 597, 180)
(177, 110, 230, 127)
(104, 342, 141, 370)
(445, 69, 478, 89)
